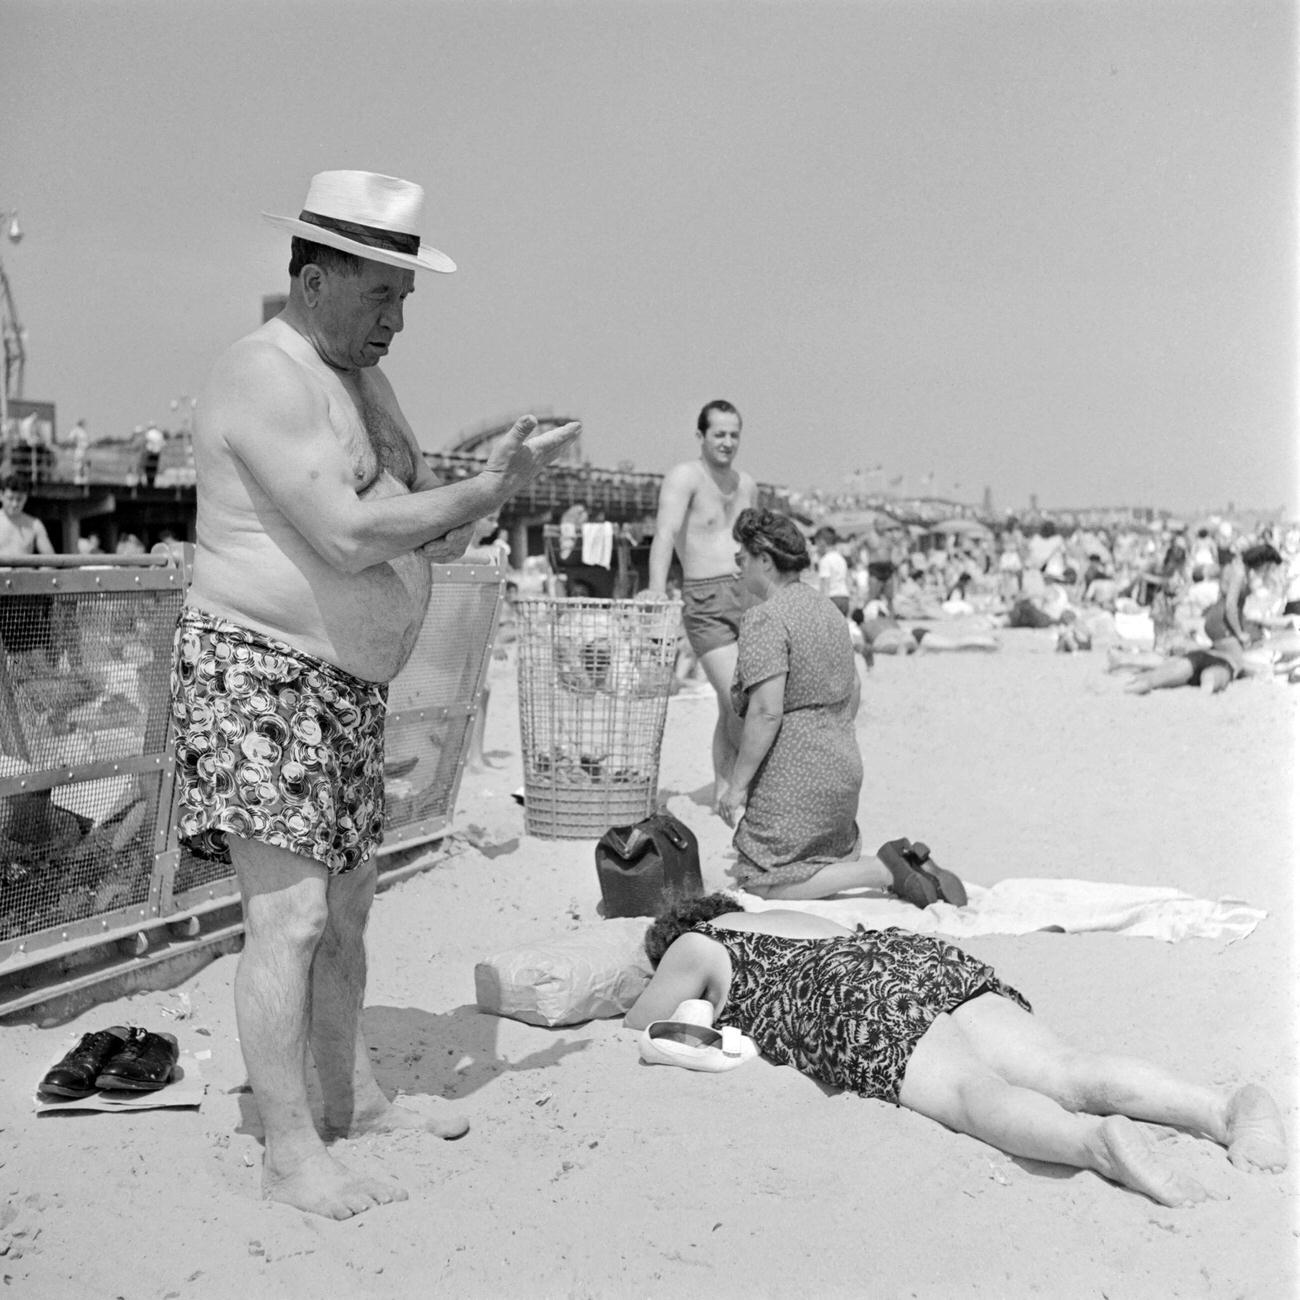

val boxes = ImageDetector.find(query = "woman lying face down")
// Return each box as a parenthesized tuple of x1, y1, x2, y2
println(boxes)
(626, 893, 1288, 1208)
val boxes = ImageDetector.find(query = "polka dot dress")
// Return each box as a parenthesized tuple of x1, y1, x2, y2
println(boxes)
(730, 582, 862, 886)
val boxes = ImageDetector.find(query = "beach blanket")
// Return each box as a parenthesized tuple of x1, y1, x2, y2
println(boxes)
(738, 878, 1266, 944)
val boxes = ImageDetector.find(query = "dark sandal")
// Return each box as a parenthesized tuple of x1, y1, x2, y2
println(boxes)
(875, 838, 939, 910)
(903, 840, 968, 907)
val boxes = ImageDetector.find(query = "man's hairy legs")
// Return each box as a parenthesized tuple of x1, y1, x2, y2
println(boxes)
(231, 838, 466, 1219)
(696, 641, 742, 808)
(898, 993, 1286, 1207)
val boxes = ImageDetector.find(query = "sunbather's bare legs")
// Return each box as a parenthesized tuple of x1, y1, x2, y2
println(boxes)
(1124, 657, 1234, 694)
(1107, 646, 1165, 673)
(898, 992, 1285, 1205)
(1197, 664, 1233, 693)
(1124, 659, 1195, 694)
(915, 633, 1000, 653)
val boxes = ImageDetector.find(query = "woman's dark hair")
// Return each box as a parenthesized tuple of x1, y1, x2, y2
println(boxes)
(643, 891, 745, 966)
(289, 237, 364, 279)
(733, 507, 811, 573)
(1242, 543, 1282, 570)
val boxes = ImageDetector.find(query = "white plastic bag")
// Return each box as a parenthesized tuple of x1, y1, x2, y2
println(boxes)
(474, 917, 653, 1027)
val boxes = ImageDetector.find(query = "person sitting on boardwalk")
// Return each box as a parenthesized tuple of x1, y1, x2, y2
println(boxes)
(627, 893, 1288, 1208)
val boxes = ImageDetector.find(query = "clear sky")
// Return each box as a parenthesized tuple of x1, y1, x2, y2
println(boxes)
(4, 0, 1295, 516)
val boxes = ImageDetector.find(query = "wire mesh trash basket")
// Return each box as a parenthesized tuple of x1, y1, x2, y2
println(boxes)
(515, 597, 682, 839)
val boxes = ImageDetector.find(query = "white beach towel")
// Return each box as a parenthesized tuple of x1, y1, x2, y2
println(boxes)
(738, 878, 1266, 944)
(582, 521, 614, 568)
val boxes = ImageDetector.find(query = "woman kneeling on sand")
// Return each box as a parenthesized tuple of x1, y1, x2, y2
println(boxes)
(717, 509, 966, 906)
(627, 894, 1287, 1207)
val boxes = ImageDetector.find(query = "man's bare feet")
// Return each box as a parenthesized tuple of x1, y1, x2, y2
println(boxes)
(263, 1149, 408, 1220)
(1223, 1085, 1288, 1172)
(329, 1095, 470, 1141)
(1089, 1115, 1209, 1207)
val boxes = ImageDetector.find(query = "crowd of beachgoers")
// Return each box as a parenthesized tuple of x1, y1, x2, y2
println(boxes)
(796, 514, 1300, 689)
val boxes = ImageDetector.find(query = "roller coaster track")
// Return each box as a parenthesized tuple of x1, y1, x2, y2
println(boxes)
(0, 255, 25, 401)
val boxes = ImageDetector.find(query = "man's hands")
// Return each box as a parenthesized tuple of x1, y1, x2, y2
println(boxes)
(417, 521, 476, 562)
(483, 415, 582, 500)
(413, 414, 577, 564)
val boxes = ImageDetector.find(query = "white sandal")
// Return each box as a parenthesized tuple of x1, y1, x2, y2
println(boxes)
(638, 1001, 758, 1073)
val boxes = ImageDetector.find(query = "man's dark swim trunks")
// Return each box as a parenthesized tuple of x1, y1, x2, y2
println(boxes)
(170, 608, 388, 875)
(680, 575, 759, 657)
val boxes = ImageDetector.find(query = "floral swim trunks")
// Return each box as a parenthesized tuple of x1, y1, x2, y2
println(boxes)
(170, 607, 388, 875)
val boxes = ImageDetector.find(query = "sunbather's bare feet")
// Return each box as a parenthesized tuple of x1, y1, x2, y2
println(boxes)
(1089, 1115, 1209, 1207)
(1223, 1085, 1288, 1172)
(263, 1149, 407, 1219)
(330, 1095, 470, 1141)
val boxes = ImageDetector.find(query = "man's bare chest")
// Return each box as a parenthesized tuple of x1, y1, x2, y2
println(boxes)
(688, 478, 750, 532)
(336, 381, 417, 490)
(0, 517, 33, 552)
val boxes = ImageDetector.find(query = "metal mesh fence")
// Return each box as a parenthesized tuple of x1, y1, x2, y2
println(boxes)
(1, 772, 168, 942)
(515, 597, 681, 838)
(0, 565, 184, 956)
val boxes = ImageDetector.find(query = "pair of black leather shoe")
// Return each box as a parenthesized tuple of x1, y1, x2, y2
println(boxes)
(39, 1026, 179, 1098)
(877, 838, 969, 909)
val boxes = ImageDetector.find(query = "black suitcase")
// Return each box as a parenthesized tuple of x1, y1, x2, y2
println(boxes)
(594, 812, 703, 918)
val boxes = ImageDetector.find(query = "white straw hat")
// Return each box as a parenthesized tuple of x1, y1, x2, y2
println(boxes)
(262, 170, 456, 274)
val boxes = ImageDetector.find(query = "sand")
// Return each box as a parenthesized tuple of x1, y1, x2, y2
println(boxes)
(1, 626, 1295, 1299)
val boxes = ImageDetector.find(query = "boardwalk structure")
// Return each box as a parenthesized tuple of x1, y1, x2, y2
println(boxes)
(10, 427, 789, 566)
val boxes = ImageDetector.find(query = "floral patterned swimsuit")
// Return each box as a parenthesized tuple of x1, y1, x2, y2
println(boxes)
(697, 922, 1032, 1103)
(170, 607, 388, 874)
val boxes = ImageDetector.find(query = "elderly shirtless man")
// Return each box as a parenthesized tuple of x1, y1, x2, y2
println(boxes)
(646, 400, 758, 806)
(173, 171, 578, 1219)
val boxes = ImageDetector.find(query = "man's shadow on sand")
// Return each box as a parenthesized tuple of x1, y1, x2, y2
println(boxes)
(360, 1002, 590, 1101)
(234, 1003, 590, 1138)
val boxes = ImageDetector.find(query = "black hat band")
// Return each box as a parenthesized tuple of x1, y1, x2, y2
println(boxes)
(298, 209, 420, 257)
